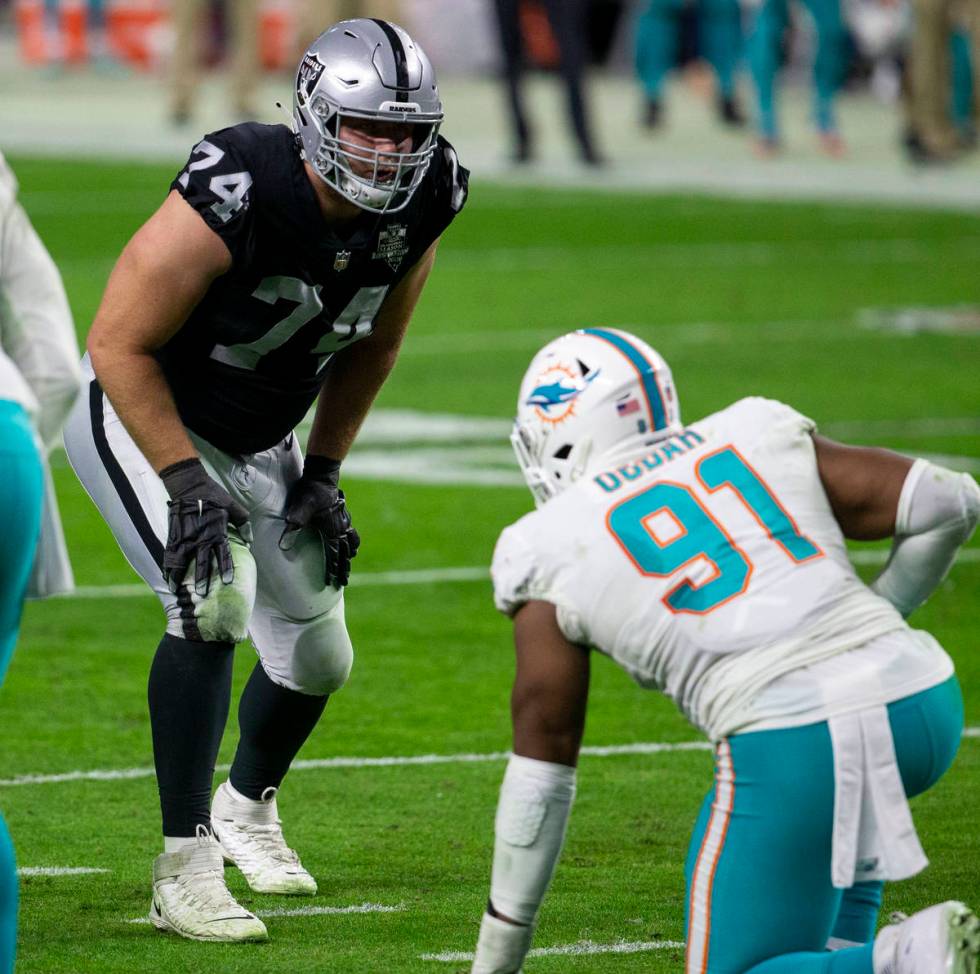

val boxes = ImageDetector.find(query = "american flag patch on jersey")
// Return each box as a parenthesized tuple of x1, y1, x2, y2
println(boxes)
(617, 398, 641, 416)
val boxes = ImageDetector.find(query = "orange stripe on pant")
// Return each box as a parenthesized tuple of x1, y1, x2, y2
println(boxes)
(686, 740, 736, 974)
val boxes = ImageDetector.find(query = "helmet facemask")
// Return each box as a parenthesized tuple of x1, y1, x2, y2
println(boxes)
(303, 95, 441, 213)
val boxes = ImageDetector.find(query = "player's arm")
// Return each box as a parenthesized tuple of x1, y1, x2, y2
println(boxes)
(0, 185, 81, 451)
(814, 435, 980, 615)
(278, 240, 440, 588)
(472, 601, 589, 974)
(87, 190, 231, 472)
(88, 191, 249, 595)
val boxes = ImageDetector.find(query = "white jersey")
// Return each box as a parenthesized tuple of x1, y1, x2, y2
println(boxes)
(492, 397, 952, 740)
(0, 150, 81, 447)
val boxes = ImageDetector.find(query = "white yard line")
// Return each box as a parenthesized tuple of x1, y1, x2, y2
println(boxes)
(126, 902, 405, 924)
(56, 549, 980, 601)
(60, 566, 490, 601)
(421, 939, 686, 963)
(2, 733, 977, 789)
(18, 867, 109, 877)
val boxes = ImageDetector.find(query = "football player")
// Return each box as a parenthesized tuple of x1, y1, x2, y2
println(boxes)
(63, 20, 467, 943)
(470, 328, 980, 974)
(0, 150, 81, 974)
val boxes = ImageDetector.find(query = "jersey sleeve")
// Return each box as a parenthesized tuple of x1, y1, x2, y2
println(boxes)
(735, 397, 817, 438)
(170, 128, 256, 263)
(420, 137, 469, 244)
(491, 522, 541, 618)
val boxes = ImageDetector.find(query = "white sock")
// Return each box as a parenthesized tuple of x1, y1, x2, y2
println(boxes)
(163, 835, 199, 854)
(224, 781, 259, 805)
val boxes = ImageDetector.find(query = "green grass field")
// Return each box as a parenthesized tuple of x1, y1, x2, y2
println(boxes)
(2, 156, 979, 973)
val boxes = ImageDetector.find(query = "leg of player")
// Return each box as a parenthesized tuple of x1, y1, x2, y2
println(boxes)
(213, 662, 327, 895)
(0, 400, 44, 974)
(62, 380, 266, 943)
(210, 438, 352, 896)
(634, 0, 681, 127)
(684, 678, 971, 974)
(746, 0, 787, 151)
(700, 0, 746, 126)
(800, 0, 848, 153)
(827, 881, 884, 949)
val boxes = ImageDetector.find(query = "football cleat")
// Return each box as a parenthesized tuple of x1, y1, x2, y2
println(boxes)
(149, 827, 268, 943)
(873, 901, 980, 974)
(211, 782, 317, 895)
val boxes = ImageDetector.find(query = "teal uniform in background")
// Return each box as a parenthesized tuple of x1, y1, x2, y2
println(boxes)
(635, 0, 744, 102)
(952, 29, 975, 134)
(747, 0, 849, 138)
(0, 399, 44, 974)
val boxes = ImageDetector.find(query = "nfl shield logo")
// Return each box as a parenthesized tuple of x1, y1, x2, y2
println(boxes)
(333, 250, 351, 272)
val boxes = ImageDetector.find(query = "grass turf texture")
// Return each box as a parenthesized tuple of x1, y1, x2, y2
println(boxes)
(2, 155, 979, 972)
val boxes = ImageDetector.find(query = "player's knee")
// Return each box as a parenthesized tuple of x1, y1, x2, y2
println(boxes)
(165, 537, 257, 644)
(287, 614, 354, 695)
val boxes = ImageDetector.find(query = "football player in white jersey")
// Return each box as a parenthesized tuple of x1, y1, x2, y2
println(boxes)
(470, 327, 980, 974)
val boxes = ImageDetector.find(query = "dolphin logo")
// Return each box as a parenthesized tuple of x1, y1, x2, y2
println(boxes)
(526, 369, 599, 412)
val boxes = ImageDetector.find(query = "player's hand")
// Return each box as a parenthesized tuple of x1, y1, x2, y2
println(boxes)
(278, 455, 360, 589)
(159, 458, 251, 597)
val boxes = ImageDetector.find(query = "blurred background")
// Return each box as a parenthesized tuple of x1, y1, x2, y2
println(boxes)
(2, 0, 980, 202)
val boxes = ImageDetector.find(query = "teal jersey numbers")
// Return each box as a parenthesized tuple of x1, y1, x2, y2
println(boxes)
(606, 445, 823, 614)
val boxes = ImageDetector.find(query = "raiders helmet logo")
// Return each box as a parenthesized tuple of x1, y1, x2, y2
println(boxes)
(298, 53, 326, 98)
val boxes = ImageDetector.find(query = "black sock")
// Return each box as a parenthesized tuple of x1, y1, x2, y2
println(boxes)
(228, 663, 328, 800)
(147, 633, 234, 837)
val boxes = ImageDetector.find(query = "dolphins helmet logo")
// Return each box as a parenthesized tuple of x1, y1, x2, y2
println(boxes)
(526, 362, 600, 426)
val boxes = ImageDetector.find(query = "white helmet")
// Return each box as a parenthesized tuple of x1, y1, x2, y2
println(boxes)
(511, 328, 682, 506)
(294, 19, 443, 213)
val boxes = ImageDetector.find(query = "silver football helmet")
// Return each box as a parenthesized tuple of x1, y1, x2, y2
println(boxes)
(511, 328, 683, 506)
(294, 19, 443, 214)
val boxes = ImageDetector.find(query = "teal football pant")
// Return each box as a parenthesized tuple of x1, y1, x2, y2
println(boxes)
(747, 0, 848, 137)
(0, 399, 44, 974)
(952, 30, 974, 130)
(684, 677, 963, 973)
(635, 0, 743, 100)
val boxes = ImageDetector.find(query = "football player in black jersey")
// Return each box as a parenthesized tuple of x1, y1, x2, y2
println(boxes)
(64, 19, 468, 943)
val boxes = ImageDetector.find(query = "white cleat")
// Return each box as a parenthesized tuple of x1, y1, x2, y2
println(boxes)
(149, 827, 268, 943)
(874, 901, 980, 974)
(211, 781, 317, 896)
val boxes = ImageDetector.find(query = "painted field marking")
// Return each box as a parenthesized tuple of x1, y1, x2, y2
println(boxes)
(421, 939, 686, 963)
(2, 733, 977, 790)
(54, 548, 980, 602)
(126, 902, 405, 924)
(60, 566, 490, 601)
(18, 867, 109, 877)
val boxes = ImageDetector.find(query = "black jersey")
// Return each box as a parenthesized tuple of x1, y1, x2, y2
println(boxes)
(158, 122, 468, 455)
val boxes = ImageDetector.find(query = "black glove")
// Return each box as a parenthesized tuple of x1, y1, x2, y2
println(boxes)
(278, 455, 360, 589)
(160, 458, 251, 597)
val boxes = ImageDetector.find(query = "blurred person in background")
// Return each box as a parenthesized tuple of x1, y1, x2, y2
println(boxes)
(0, 150, 81, 974)
(634, 0, 747, 128)
(492, 0, 603, 165)
(294, 1, 401, 62)
(903, 0, 979, 160)
(63, 19, 467, 943)
(170, 0, 259, 125)
(747, 0, 850, 154)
